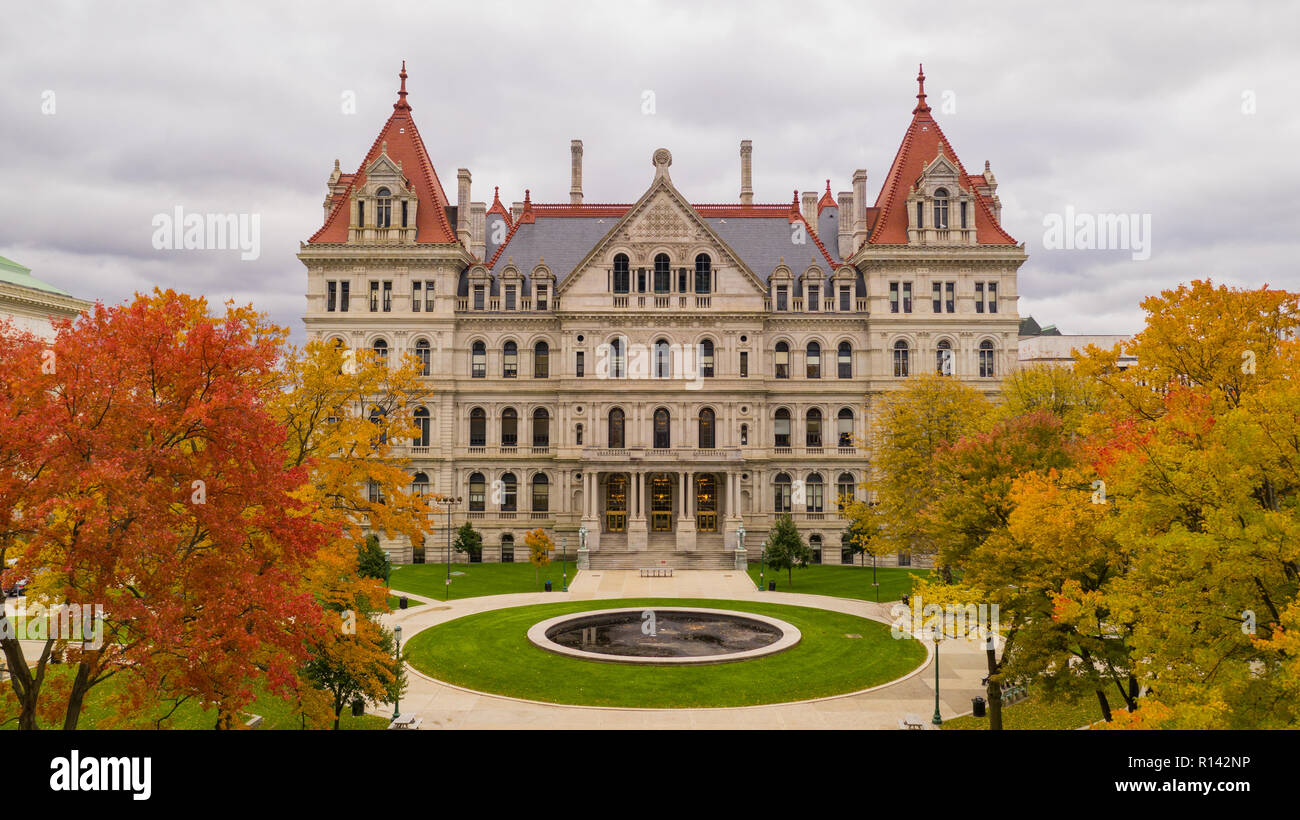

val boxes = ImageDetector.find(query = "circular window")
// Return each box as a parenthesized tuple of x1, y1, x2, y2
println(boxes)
(742, 473, 750, 480)
(576, 406, 584, 414)
(740, 406, 748, 414)
(577, 334, 585, 342)
(740, 335, 748, 343)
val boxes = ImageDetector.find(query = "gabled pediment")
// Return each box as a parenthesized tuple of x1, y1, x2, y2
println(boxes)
(922, 153, 961, 183)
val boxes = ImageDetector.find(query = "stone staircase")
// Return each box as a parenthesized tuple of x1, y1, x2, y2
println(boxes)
(587, 549, 736, 571)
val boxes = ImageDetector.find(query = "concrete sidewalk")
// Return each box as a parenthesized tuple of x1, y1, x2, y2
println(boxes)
(381, 570, 990, 729)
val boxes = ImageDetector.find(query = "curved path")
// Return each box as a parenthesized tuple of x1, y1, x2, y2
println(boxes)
(379, 570, 992, 729)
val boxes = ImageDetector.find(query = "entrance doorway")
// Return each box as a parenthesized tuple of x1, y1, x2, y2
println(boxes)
(650, 475, 674, 532)
(605, 474, 627, 532)
(695, 474, 717, 532)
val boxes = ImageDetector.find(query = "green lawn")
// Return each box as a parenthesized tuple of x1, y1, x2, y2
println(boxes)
(390, 561, 573, 600)
(1, 665, 390, 730)
(404, 597, 925, 708)
(942, 690, 1102, 730)
(746, 563, 930, 602)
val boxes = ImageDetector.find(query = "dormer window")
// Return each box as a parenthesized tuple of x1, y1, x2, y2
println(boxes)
(653, 254, 671, 293)
(376, 188, 393, 228)
(933, 188, 949, 229)
(613, 254, 630, 294)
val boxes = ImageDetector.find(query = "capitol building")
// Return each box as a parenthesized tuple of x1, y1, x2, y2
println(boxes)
(298, 64, 1026, 568)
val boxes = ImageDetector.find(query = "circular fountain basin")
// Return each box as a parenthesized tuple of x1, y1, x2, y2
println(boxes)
(527, 606, 802, 665)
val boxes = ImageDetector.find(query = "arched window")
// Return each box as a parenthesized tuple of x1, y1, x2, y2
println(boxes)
(412, 471, 429, 496)
(413, 407, 430, 447)
(810, 534, 823, 564)
(653, 408, 671, 449)
(774, 408, 791, 448)
(575, 423, 584, 446)
(806, 408, 823, 447)
(366, 479, 385, 504)
(372, 338, 388, 363)
(936, 339, 954, 376)
(503, 341, 518, 378)
(500, 533, 515, 563)
(376, 187, 392, 228)
(837, 472, 856, 510)
(701, 339, 715, 378)
(415, 338, 431, 376)
(774, 473, 792, 513)
(609, 337, 625, 379)
(613, 253, 630, 294)
(531, 473, 549, 512)
(608, 408, 625, 448)
(501, 473, 517, 511)
(698, 408, 715, 449)
(534, 341, 549, 378)
(653, 253, 671, 293)
(893, 340, 910, 377)
(469, 408, 486, 447)
(774, 342, 790, 379)
(838, 341, 852, 378)
(471, 340, 486, 378)
(501, 408, 518, 447)
(806, 473, 824, 513)
(368, 406, 387, 446)
(468, 472, 486, 511)
(933, 188, 949, 230)
(532, 408, 550, 447)
(979, 340, 996, 378)
(837, 408, 854, 447)
(694, 254, 712, 294)
(806, 341, 821, 379)
(654, 338, 671, 379)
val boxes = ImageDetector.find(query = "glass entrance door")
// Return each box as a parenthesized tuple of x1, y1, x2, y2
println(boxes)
(605, 474, 626, 532)
(695, 474, 717, 532)
(650, 475, 673, 532)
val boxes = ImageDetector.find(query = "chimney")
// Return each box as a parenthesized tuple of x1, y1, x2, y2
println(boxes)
(837, 191, 854, 259)
(456, 169, 472, 247)
(851, 169, 868, 252)
(470, 201, 486, 259)
(739, 140, 753, 206)
(570, 140, 584, 205)
(511, 200, 524, 223)
(801, 191, 818, 226)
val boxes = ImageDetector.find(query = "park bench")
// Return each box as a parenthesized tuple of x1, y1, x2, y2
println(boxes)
(388, 714, 423, 730)
(639, 567, 673, 578)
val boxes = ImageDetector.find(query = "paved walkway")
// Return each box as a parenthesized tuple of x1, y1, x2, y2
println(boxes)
(381, 570, 991, 729)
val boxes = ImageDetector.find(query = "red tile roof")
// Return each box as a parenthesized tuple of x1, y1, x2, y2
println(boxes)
(817, 180, 836, 213)
(486, 186, 512, 226)
(308, 62, 458, 245)
(868, 65, 1016, 246)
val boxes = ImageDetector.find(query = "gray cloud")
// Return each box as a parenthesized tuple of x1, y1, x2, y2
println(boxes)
(2, 0, 1296, 340)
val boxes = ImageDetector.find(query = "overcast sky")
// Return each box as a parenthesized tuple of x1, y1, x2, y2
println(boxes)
(2, 1, 1296, 340)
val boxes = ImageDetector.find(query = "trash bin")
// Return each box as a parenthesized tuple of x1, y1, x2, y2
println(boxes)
(768, 580, 776, 591)
(399, 595, 408, 610)
(972, 697, 986, 718)
(351, 699, 365, 717)
(901, 593, 910, 607)
(545, 580, 553, 592)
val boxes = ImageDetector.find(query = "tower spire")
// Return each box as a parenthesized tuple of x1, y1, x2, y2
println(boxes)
(913, 63, 929, 115)
(394, 60, 411, 112)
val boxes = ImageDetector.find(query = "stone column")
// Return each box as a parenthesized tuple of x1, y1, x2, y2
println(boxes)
(628, 469, 647, 550)
(677, 470, 696, 551)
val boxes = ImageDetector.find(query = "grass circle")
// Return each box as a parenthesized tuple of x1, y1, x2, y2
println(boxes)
(404, 597, 925, 708)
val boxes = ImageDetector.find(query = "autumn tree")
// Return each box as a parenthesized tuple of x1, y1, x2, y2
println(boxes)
(0, 292, 331, 730)
(524, 528, 553, 586)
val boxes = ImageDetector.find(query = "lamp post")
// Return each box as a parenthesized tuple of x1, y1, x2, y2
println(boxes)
(561, 535, 568, 592)
(872, 552, 879, 603)
(392, 624, 403, 721)
(430, 495, 460, 601)
(759, 539, 767, 591)
(931, 621, 943, 726)
(383, 550, 391, 587)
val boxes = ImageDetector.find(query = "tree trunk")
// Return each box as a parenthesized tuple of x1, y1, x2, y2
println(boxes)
(1096, 689, 1113, 722)
(3, 636, 48, 730)
(985, 639, 1003, 731)
(62, 660, 95, 730)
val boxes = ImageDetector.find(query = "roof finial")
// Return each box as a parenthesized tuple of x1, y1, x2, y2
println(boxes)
(791, 190, 800, 212)
(394, 60, 411, 112)
(825, 179, 831, 195)
(913, 63, 930, 115)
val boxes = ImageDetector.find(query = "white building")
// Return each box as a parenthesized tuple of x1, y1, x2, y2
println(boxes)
(299, 64, 1028, 568)
(0, 255, 90, 340)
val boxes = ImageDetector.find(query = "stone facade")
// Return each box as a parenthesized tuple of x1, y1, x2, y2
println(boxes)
(298, 64, 1027, 568)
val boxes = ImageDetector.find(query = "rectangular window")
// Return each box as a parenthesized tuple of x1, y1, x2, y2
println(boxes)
(945, 281, 954, 314)
(975, 282, 984, 313)
(425, 280, 435, 312)
(357, 202, 365, 227)
(776, 286, 788, 311)
(401, 200, 408, 227)
(915, 201, 923, 229)
(382, 281, 392, 312)
(739, 351, 749, 378)
(932, 282, 941, 313)
(988, 282, 998, 313)
(839, 286, 850, 312)
(327, 281, 337, 312)
(536, 285, 547, 311)
(505, 285, 516, 311)
(339, 281, 349, 312)
(473, 285, 485, 310)
(889, 282, 899, 313)
(960, 201, 968, 229)
(637, 269, 646, 293)
(678, 268, 687, 293)
(369, 281, 379, 312)
(575, 351, 584, 378)
(807, 286, 819, 311)
(412, 281, 421, 312)
(902, 282, 912, 313)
